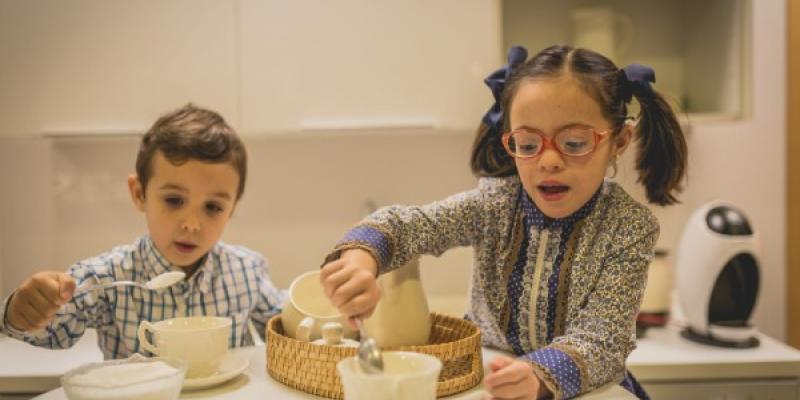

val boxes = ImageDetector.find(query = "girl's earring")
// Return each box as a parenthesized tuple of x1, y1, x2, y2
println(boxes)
(607, 155, 619, 178)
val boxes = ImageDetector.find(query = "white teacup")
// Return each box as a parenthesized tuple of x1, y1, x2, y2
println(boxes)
(137, 316, 231, 378)
(282, 270, 356, 341)
(337, 351, 442, 400)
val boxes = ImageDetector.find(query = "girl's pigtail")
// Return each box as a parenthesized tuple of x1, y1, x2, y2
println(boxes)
(620, 65, 688, 205)
(470, 122, 515, 177)
(471, 46, 528, 178)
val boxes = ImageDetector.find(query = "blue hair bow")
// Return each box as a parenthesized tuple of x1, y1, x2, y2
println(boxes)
(482, 46, 528, 135)
(620, 63, 656, 101)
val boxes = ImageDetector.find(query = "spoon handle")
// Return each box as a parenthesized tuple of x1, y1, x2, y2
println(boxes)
(74, 280, 143, 295)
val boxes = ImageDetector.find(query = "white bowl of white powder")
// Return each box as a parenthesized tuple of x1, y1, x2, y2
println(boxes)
(61, 354, 186, 400)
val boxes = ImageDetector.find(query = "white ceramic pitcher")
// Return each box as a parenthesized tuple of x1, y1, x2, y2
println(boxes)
(364, 258, 431, 347)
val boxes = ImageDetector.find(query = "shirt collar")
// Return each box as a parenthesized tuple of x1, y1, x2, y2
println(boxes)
(139, 236, 216, 293)
(520, 182, 603, 230)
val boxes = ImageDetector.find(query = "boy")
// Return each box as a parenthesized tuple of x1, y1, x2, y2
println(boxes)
(0, 104, 284, 359)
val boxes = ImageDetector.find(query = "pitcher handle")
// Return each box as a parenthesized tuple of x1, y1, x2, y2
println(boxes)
(137, 321, 159, 355)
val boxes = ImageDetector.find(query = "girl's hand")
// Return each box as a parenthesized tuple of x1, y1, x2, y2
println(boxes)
(319, 249, 380, 329)
(7, 272, 75, 332)
(483, 356, 549, 400)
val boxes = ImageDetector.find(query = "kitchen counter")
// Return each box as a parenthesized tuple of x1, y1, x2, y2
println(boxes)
(628, 325, 800, 398)
(29, 345, 634, 399)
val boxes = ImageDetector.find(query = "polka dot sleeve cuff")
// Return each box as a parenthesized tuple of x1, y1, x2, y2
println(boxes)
(335, 225, 392, 268)
(523, 347, 583, 399)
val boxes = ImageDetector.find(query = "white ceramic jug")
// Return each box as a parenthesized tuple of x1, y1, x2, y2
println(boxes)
(364, 258, 431, 347)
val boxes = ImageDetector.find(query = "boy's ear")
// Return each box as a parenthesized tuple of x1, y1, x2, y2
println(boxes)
(613, 123, 634, 157)
(127, 174, 146, 212)
(228, 202, 239, 218)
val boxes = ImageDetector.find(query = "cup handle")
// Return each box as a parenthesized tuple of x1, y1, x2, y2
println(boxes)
(137, 321, 159, 355)
(295, 317, 315, 342)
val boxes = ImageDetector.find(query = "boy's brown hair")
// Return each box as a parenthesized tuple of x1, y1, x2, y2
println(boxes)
(135, 104, 247, 200)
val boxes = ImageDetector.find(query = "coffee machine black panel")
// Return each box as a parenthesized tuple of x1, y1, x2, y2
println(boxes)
(706, 206, 753, 236)
(708, 253, 759, 325)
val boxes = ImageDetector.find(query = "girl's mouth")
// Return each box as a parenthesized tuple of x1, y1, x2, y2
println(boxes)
(537, 183, 570, 201)
(175, 242, 198, 253)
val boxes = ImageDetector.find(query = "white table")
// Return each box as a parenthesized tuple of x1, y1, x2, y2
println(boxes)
(0, 330, 102, 396)
(31, 346, 634, 399)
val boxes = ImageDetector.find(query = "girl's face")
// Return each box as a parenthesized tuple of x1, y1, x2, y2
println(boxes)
(507, 75, 629, 219)
(128, 151, 239, 270)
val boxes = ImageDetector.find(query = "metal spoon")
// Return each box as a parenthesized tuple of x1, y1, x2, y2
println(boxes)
(354, 317, 384, 373)
(74, 271, 186, 295)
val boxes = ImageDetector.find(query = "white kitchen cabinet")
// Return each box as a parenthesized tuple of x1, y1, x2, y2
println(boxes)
(238, 0, 501, 134)
(0, 0, 240, 137)
(628, 327, 800, 400)
(502, 0, 746, 118)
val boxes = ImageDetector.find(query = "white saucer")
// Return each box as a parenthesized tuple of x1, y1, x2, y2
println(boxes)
(182, 354, 249, 390)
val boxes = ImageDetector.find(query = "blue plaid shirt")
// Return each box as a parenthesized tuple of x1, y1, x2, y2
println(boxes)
(0, 236, 285, 359)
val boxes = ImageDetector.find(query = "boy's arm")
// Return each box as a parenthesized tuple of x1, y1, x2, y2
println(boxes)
(0, 266, 112, 349)
(248, 258, 286, 340)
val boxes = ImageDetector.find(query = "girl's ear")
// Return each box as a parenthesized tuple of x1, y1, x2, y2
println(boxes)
(127, 174, 146, 212)
(613, 122, 634, 157)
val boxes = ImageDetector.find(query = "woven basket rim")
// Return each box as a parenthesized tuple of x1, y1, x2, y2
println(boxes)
(266, 312, 483, 399)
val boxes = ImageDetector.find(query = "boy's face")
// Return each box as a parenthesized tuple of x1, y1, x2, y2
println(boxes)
(128, 151, 240, 269)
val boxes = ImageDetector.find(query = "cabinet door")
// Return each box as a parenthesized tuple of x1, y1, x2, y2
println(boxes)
(0, 1, 239, 137)
(239, 0, 500, 134)
(643, 380, 799, 400)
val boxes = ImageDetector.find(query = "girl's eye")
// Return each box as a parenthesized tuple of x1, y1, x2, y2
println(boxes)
(563, 140, 589, 151)
(165, 196, 184, 207)
(205, 202, 224, 214)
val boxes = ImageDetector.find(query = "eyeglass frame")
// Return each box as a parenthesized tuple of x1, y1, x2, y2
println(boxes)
(501, 126, 617, 158)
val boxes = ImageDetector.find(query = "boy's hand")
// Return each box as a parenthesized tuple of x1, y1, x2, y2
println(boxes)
(320, 249, 380, 329)
(483, 356, 548, 400)
(6, 272, 75, 332)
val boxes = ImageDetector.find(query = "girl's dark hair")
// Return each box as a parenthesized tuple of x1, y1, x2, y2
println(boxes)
(136, 103, 247, 200)
(470, 44, 688, 206)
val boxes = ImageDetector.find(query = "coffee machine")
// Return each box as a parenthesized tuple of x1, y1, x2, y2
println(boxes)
(675, 201, 760, 348)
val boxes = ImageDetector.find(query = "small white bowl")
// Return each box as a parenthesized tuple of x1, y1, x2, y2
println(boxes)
(61, 354, 186, 400)
(709, 322, 758, 343)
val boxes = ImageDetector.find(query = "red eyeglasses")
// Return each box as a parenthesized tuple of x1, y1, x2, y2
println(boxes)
(502, 127, 613, 158)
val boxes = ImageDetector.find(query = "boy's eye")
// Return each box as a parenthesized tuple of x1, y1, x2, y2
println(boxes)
(205, 202, 224, 214)
(165, 196, 184, 207)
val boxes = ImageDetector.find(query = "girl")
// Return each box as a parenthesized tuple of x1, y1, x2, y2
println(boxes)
(320, 45, 687, 399)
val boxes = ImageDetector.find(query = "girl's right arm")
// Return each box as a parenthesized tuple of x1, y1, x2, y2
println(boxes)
(320, 180, 500, 321)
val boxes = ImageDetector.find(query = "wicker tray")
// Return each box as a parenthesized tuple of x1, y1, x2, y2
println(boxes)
(266, 312, 482, 399)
